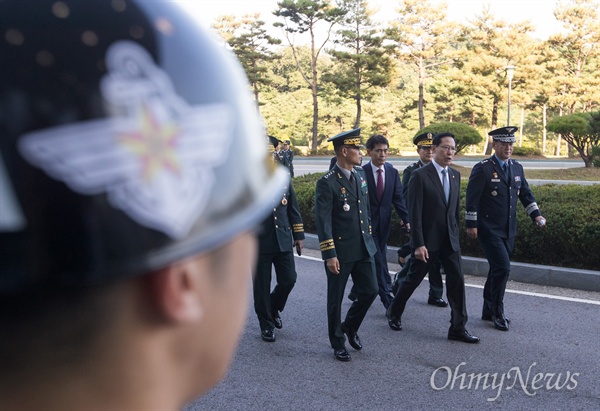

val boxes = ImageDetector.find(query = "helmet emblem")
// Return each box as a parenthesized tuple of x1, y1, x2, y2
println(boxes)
(18, 41, 233, 239)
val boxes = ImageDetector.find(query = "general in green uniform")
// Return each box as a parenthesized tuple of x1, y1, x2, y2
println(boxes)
(314, 128, 378, 362)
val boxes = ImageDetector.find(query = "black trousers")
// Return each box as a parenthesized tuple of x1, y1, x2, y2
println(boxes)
(253, 251, 297, 331)
(394, 256, 444, 299)
(372, 233, 394, 308)
(389, 240, 468, 333)
(479, 236, 515, 318)
(326, 257, 378, 350)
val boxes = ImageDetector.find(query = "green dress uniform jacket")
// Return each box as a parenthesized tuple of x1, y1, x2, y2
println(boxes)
(254, 181, 304, 332)
(315, 164, 378, 350)
(283, 148, 294, 177)
(258, 182, 304, 253)
(315, 165, 377, 262)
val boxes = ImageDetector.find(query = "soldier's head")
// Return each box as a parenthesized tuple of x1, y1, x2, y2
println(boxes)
(432, 132, 456, 167)
(366, 134, 389, 168)
(269, 135, 283, 151)
(283, 140, 290, 150)
(489, 127, 518, 161)
(0, 1, 288, 408)
(329, 128, 362, 169)
(413, 132, 435, 164)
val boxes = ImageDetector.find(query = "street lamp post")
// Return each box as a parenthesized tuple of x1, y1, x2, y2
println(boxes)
(505, 65, 516, 126)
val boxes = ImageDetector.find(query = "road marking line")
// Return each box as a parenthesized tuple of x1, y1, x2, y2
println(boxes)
(297, 255, 600, 306)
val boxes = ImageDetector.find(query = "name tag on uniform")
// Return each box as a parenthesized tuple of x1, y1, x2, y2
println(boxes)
(491, 178, 501, 182)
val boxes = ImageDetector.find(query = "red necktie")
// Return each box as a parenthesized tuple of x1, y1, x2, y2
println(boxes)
(376, 168, 384, 201)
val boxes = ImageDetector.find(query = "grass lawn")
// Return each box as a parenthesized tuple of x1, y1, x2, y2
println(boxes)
(452, 164, 600, 181)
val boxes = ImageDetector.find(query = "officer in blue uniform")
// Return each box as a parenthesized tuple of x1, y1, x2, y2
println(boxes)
(253, 181, 304, 342)
(314, 128, 378, 362)
(465, 126, 546, 331)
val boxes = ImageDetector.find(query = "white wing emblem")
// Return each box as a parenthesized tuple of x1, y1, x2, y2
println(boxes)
(19, 41, 233, 239)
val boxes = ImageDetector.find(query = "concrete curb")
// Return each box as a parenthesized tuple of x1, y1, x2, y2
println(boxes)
(303, 233, 600, 292)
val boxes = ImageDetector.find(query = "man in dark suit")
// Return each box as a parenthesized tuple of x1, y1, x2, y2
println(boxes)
(387, 132, 480, 344)
(315, 128, 378, 362)
(392, 132, 446, 307)
(466, 126, 545, 331)
(253, 181, 304, 342)
(361, 134, 410, 310)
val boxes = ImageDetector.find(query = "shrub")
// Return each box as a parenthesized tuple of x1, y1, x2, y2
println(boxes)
(294, 173, 599, 271)
(592, 145, 600, 168)
(512, 146, 543, 157)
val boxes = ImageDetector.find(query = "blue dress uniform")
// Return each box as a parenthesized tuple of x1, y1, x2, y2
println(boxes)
(465, 127, 542, 330)
(253, 180, 304, 341)
(314, 129, 378, 360)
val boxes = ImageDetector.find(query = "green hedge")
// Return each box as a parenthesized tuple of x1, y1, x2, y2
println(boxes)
(293, 173, 600, 271)
(512, 146, 543, 157)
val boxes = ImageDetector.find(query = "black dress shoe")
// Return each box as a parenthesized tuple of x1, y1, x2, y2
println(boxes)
(493, 315, 509, 331)
(341, 322, 362, 350)
(334, 347, 351, 362)
(482, 315, 510, 323)
(261, 329, 276, 342)
(272, 310, 282, 329)
(448, 329, 480, 343)
(428, 297, 448, 307)
(386, 307, 402, 331)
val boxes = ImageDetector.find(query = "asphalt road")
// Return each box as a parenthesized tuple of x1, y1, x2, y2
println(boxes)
(186, 251, 600, 411)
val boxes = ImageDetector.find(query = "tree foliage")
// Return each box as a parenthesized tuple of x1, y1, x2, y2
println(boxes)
(386, 0, 455, 129)
(546, 110, 600, 167)
(209, 0, 600, 165)
(322, 0, 393, 129)
(415, 122, 484, 154)
(273, 0, 345, 152)
(214, 14, 281, 105)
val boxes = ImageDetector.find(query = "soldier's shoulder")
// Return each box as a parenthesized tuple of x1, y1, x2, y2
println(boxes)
(321, 169, 336, 181)
(476, 158, 495, 169)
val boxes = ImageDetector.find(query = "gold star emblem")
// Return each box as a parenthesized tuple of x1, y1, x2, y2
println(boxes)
(120, 105, 180, 181)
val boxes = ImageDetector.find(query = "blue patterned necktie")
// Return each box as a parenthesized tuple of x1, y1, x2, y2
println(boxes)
(441, 168, 449, 202)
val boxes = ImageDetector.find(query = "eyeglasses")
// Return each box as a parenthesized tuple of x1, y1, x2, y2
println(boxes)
(437, 145, 456, 152)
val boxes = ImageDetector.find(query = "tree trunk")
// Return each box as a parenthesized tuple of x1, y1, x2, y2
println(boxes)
(485, 99, 499, 155)
(519, 106, 524, 147)
(354, 95, 361, 129)
(555, 107, 563, 156)
(310, 28, 319, 153)
(311, 81, 318, 152)
(542, 104, 547, 154)
(418, 56, 425, 129)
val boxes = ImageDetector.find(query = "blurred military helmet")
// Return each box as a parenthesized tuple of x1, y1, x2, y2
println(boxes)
(0, 0, 288, 292)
